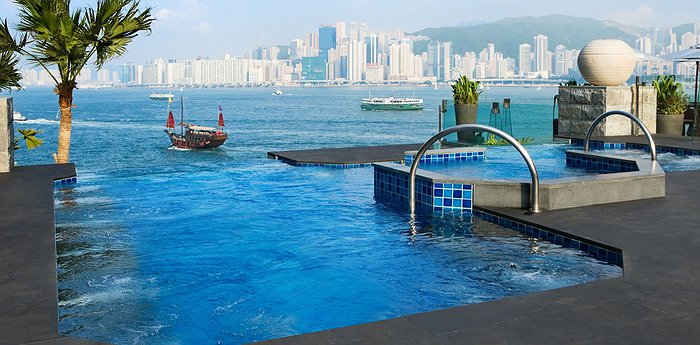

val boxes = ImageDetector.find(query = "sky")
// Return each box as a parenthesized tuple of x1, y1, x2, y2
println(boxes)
(1, 0, 699, 65)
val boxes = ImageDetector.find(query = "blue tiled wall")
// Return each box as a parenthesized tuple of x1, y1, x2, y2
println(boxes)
(627, 143, 700, 156)
(473, 210, 623, 267)
(53, 176, 77, 187)
(374, 166, 473, 212)
(405, 151, 484, 165)
(433, 182, 472, 211)
(565, 151, 638, 173)
(570, 138, 626, 150)
(571, 138, 700, 156)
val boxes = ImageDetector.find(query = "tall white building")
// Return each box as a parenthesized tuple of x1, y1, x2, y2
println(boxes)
(534, 34, 549, 75)
(554, 45, 567, 76)
(637, 36, 652, 54)
(347, 40, 366, 81)
(518, 43, 532, 75)
(442, 42, 453, 81)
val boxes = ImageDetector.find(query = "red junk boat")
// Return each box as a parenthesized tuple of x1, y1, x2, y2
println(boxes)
(164, 97, 228, 149)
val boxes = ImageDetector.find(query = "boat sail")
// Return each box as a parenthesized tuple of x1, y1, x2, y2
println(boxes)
(164, 98, 228, 149)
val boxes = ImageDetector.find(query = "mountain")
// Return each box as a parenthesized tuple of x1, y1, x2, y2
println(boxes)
(411, 15, 638, 58)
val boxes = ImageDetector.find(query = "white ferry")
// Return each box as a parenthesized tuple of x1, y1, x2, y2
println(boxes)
(13, 111, 27, 122)
(360, 97, 424, 111)
(149, 92, 174, 100)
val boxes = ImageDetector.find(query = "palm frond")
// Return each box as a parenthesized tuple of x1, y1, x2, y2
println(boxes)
(17, 128, 44, 150)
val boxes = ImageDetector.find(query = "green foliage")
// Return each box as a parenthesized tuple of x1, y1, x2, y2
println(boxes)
(653, 75, 689, 115)
(484, 134, 534, 146)
(560, 78, 579, 86)
(452, 75, 481, 105)
(9, 0, 154, 87)
(13, 128, 43, 150)
(0, 19, 26, 90)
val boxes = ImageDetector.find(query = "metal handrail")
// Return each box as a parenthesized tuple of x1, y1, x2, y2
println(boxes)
(408, 124, 541, 214)
(583, 110, 656, 161)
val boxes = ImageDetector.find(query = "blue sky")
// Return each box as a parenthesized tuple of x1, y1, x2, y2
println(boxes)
(1, 0, 698, 64)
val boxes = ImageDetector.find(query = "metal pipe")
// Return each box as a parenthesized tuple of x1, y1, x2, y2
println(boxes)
(408, 124, 540, 214)
(583, 110, 656, 161)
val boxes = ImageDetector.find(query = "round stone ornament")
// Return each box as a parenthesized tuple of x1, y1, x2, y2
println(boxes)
(577, 39, 635, 86)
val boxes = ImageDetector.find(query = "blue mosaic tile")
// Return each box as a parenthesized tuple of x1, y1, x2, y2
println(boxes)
(471, 209, 623, 267)
(565, 151, 637, 173)
(53, 176, 77, 187)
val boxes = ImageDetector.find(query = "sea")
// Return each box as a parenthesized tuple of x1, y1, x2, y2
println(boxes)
(4, 86, 621, 345)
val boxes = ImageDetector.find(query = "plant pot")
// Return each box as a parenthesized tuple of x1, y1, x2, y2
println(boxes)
(455, 103, 478, 143)
(656, 113, 685, 135)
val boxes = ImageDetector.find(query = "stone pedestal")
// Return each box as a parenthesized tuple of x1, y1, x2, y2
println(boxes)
(0, 97, 14, 173)
(558, 86, 656, 137)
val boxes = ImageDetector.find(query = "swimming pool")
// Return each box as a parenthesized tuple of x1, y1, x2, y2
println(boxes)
(11, 87, 622, 344)
(54, 163, 621, 344)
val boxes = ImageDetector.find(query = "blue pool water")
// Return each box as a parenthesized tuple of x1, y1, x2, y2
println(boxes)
(8, 87, 624, 344)
(421, 144, 591, 180)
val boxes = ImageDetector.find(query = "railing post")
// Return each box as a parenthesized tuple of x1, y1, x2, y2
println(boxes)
(583, 110, 656, 161)
(409, 124, 540, 214)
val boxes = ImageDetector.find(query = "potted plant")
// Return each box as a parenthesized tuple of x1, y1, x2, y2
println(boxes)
(653, 75, 689, 135)
(452, 75, 482, 142)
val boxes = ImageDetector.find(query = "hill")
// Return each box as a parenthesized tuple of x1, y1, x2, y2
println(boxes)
(411, 15, 638, 58)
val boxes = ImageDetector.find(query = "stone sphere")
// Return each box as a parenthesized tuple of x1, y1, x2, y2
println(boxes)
(577, 39, 635, 86)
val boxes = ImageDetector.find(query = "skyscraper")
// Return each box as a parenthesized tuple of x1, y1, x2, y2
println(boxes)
(442, 42, 453, 81)
(554, 44, 567, 76)
(518, 43, 532, 75)
(347, 40, 366, 81)
(534, 34, 549, 75)
(319, 25, 337, 60)
(366, 34, 378, 64)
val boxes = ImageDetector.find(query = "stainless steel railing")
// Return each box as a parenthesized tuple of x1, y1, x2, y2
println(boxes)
(583, 110, 657, 161)
(408, 124, 541, 214)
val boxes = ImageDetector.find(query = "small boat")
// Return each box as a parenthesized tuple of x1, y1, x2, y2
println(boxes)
(273, 87, 283, 96)
(164, 98, 228, 149)
(150, 92, 174, 100)
(13, 111, 27, 122)
(360, 96, 424, 111)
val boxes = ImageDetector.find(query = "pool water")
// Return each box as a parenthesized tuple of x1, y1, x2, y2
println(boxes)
(10, 87, 623, 344)
(422, 144, 590, 180)
(594, 148, 700, 172)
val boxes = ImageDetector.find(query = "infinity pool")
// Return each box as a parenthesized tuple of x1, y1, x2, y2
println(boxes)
(54, 162, 622, 344)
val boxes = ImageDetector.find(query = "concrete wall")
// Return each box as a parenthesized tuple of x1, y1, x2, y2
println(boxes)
(0, 97, 14, 173)
(558, 86, 656, 137)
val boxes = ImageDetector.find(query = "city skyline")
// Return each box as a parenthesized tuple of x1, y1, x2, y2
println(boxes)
(1, 0, 699, 64)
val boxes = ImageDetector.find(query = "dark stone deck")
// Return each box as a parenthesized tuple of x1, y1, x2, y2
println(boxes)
(268, 143, 423, 165)
(0, 164, 108, 345)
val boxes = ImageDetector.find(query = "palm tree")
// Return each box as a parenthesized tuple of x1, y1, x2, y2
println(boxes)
(1, 0, 153, 163)
(0, 19, 24, 91)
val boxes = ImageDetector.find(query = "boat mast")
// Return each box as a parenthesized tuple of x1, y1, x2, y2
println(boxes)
(180, 96, 184, 136)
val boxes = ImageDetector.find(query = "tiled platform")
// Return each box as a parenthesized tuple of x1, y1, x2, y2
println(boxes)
(268, 143, 423, 166)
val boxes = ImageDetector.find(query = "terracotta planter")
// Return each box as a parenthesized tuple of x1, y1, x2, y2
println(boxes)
(455, 103, 478, 143)
(656, 113, 685, 135)
(577, 39, 635, 86)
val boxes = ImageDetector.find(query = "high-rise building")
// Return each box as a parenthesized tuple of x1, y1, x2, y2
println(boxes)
(348, 22, 358, 42)
(366, 34, 378, 64)
(637, 36, 652, 54)
(347, 40, 366, 81)
(290, 39, 305, 59)
(358, 23, 369, 43)
(534, 34, 549, 75)
(442, 41, 453, 81)
(554, 45, 567, 76)
(426, 41, 441, 79)
(306, 31, 319, 56)
(518, 43, 532, 75)
(319, 25, 337, 60)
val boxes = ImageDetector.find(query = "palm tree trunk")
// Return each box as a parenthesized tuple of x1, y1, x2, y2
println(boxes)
(55, 86, 73, 164)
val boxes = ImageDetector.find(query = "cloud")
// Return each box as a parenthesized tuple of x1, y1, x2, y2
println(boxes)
(192, 21, 211, 33)
(607, 4, 658, 27)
